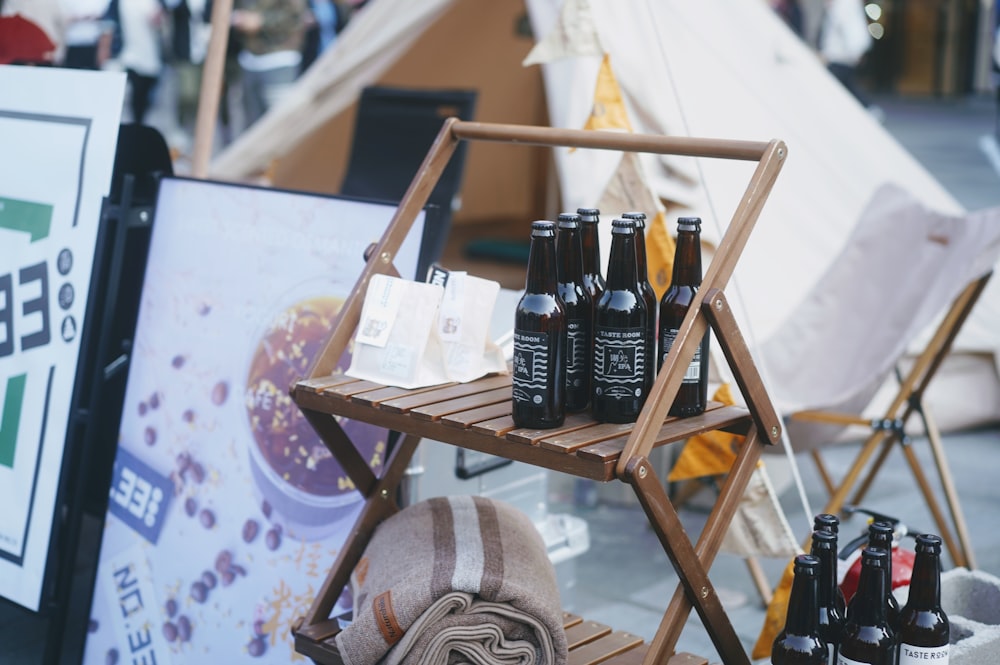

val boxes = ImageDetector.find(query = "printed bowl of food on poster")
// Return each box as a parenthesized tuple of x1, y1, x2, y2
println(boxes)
(243, 284, 387, 540)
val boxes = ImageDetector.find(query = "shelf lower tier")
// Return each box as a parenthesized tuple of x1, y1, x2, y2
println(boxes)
(291, 373, 753, 482)
(294, 611, 709, 665)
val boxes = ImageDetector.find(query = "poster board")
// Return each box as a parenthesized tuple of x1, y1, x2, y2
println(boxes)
(81, 177, 425, 664)
(0, 65, 124, 611)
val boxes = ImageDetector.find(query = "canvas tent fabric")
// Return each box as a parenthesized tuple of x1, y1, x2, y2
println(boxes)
(211, 0, 1000, 431)
(525, 0, 1000, 431)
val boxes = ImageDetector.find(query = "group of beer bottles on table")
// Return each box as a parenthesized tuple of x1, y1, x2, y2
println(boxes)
(772, 513, 950, 664)
(511, 209, 710, 428)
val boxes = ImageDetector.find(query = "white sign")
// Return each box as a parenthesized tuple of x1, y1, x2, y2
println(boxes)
(83, 177, 425, 664)
(0, 65, 125, 611)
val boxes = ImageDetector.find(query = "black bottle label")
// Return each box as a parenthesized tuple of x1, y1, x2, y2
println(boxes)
(661, 329, 702, 383)
(593, 326, 645, 399)
(512, 330, 550, 406)
(566, 319, 587, 389)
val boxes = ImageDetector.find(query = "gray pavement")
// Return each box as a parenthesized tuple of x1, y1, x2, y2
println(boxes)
(2, 91, 1000, 664)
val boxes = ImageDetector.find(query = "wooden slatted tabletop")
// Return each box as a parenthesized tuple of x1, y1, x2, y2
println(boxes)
(293, 611, 708, 665)
(292, 373, 753, 482)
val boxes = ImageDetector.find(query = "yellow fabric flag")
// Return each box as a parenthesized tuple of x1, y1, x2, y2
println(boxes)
(667, 383, 743, 481)
(645, 209, 676, 300)
(584, 53, 632, 132)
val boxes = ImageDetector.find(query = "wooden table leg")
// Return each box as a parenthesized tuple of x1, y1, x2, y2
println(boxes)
(298, 426, 422, 627)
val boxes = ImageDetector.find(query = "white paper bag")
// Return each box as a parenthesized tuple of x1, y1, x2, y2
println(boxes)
(346, 272, 508, 389)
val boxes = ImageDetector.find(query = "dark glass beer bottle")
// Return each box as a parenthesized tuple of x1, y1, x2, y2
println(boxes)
(839, 548, 897, 665)
(814, 513, 848, 615)
(512, 221, 566, 429)
(592, 218, 649, 423)
(898, 534, 949, 665)
(772, 554, 828, 665)
(658, 216, 709, 417)
(621, 211, 657, 395)
(867, 521, 902, 632)
(577, 207, 605, 302)
(556, 213, 592, 412)
(811, 530, 846, 663)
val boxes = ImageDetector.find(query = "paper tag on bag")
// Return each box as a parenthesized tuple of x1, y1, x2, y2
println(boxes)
(355, 274, 404, 347)
(347, 274, 448, 388)
(438, 271, 466, 342)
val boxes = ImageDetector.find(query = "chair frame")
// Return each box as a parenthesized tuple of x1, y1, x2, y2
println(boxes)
(791, 271, 993, 568)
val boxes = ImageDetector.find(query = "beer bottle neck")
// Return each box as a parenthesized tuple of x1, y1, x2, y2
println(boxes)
(580, 222, 602, 279)
(671, 228, 702, 287)
(557, 225, 585, 286)
(785, 568, 821, 635)
(906, 549, 942, 609)
(811, 540, 839, 609)
(634, 220, 649, 278)
(606, 229, 638, 291)
(852, 558, 890, 626)
(526, 231, 559, 294)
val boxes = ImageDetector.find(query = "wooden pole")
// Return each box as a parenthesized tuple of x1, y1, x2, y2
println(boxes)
(190, 0, 233, 178)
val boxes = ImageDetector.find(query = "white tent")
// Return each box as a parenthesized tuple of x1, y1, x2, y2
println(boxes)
(524, 0, 1000, 432)
(211, 0, 1000, 433)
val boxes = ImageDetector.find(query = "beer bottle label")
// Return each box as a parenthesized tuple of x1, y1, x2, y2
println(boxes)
(898, 644, 949, 664)
(593, 326, 645, 399)
(837, 655, 868, 665)
(661, 329, 701, 383)
(512, 330, 550, 406)
(566, 319, 588, 388)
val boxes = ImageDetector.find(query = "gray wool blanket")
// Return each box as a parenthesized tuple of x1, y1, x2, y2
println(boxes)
(335, 496, 568, 665)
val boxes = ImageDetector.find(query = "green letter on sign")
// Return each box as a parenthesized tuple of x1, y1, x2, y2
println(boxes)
(0, 197, 53, 242)
(0, 374, 27, 468)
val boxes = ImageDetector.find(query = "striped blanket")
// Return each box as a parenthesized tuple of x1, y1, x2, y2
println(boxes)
(335, 496, 568, 665)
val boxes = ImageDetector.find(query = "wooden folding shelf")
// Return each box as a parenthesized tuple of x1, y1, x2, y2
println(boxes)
(289, 120, 787, 665)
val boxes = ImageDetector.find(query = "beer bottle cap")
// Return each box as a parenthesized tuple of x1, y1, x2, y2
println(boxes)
(869, 521, 894, 544)
(530, 220, 556, 236)
(861, 547, 889, 568)
(814, 513, 840, 532)
(811, 529, 836, 548)
(793, 554, 821, 575)
(576, 207, 600, 222)
(611, 218, 636, 233)
(677, 216, 702, 231)
(914, 533, 943, 553)
(557, 212, 581, 229)
(621, 211, 647, 228)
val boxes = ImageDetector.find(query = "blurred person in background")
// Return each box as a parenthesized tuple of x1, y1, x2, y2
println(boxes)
(816, 0, 875, 112)
(115, 0, 165, 125)
(162, 0, 211, 147)
(60, 0, 113, 69)
(299, 0, 340, 73)
(1, 0, 66, 63)
(231, 0, 308, 127)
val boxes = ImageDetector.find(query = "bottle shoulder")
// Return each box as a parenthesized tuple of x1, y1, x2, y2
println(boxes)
(597, 288, 643, 311)
(516, 292, 564, 318)
(557, 282, 592, 309)
(898, 609, 949, 639)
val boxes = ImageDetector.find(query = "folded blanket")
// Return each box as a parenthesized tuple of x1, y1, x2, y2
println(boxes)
(335, 496, 568, 665)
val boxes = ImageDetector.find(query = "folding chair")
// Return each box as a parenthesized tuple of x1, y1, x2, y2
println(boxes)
(340, 85, 477, 278)
(758, 183, 1000, 568)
